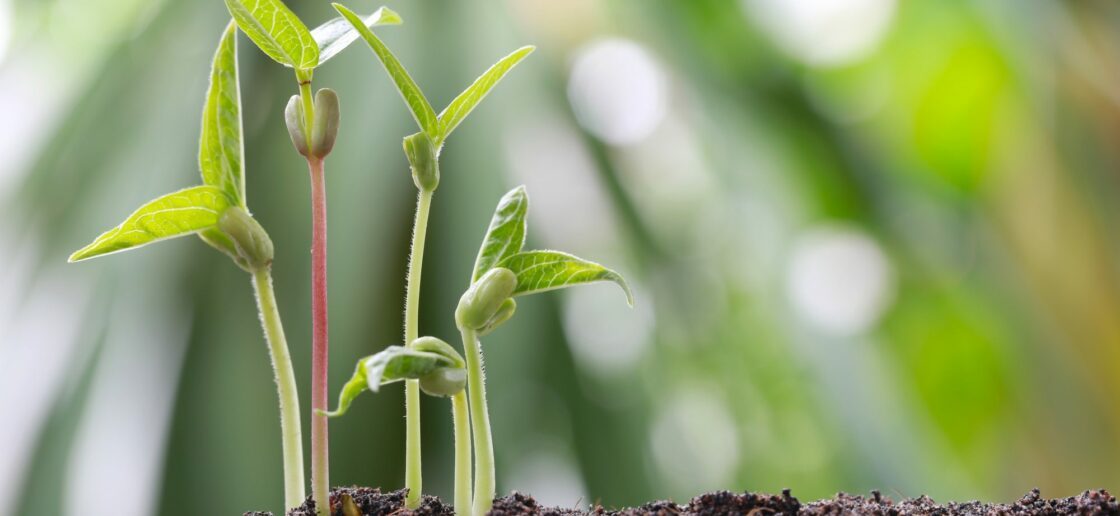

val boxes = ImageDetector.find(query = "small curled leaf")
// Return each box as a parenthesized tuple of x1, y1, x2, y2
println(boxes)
(322, 359, 369, 417)
(472, 186, 528, 282)
(497, 250, 634, 306)
(69, 186, 232, 262)
(437, 46, 535, 144)
(312, 6, 401, 67)
(366, 345, 457, 391)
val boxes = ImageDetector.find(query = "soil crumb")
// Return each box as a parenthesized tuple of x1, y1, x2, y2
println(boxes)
(247, 487, 1118, 516)
(245, 486, 454, 516)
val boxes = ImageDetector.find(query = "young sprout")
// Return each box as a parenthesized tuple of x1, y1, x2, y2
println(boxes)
(458, 186, 633, 516)
(68, 23, 307, 513)
(332, 4, 534, 511)
(222, 1, 400, 512)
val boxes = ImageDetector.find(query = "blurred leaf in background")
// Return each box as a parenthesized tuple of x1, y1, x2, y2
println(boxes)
(1, 0, 1119, 515)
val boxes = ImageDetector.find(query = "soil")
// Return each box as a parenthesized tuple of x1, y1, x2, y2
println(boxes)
(246, 487, 1118, 516)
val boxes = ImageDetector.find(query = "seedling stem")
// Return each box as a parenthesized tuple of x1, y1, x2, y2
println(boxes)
(308, 155, 330, 516)
(404, 187, 434, 508)
(461, 326, 495, 516)
(252, 268, 307, 510)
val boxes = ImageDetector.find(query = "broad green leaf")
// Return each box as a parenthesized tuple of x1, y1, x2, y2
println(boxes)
(437, 45, 535, 143)
(472, 186, 528, 282)
(69, 186, 232, 262)
(225, 0, 319, 70)
(333, 3, 438, 138)
(497, 250, 634, 306)
(365, 346, 456, 391)
(199, 21, 245, 206)
(312, 6, 401, 67)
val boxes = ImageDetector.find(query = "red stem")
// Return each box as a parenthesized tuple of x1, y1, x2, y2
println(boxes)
(309, 157, 330, 513)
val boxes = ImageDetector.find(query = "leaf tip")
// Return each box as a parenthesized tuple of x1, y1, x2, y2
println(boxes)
(611, 272, 635, 307)
(374, 6, 403, 25)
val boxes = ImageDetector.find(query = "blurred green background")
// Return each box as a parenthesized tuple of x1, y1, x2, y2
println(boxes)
(2, 0, 1120, 514)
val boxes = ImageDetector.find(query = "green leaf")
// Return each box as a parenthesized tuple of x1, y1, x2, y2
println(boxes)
(497, 250, 634, 306)
(472, 186, 528, 282)
(437, 45, 535, 143)
(322, 359, 369, 418)
(332, 3, 438, 138)
(224, 0, 319, 70)
(322, 345, 458, 417)
(365, 345, 457, 391)
(199, 21, 245, 206)
(312, 6, 401, 67)
(69, 186, 232, 262)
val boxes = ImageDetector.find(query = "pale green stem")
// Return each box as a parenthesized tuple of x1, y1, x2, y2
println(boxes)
(251, 268, 306, 511)
(461, 326, 495, 516)
(452, 391, 473, 516)
(297, 75, 315, 151)
(404, 188, 434, 509)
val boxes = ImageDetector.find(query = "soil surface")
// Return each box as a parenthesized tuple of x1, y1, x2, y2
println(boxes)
(246, 487, 1118, 516)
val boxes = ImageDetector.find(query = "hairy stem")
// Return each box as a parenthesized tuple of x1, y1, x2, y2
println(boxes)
(251, 268, 306, 511)
(451, 391, 473, 516)
(404, 188, 433, 509)
(309, 157, 330, 516)
(461, 326, 495, 516)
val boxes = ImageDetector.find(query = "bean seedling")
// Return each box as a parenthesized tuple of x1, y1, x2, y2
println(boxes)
(325, 3, 534, 511)
(456, 186, 633, 515)
(67, 23, 308, 511)
(222, 1, 399, 512)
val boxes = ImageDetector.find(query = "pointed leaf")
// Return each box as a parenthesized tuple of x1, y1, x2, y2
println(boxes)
(332, 3, 438, 138)
(365, 345, 456, 392)
(322, 359, 370, 417)
(497, 250, 634, 306)
(437, 45, 535, 143)
(312, 6, 401, 67)
(69, 186, 232, 262)
(472, 186, 528, 282)
(199, 22, 246, 206)
(225, 0, 319, 70)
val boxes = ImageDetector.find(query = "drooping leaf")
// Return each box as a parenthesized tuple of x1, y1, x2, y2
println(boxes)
(69, 186, 232, 262)
(332, 3, 438, 138)
(497, 250, 634, 306)
(365, 345, 456, 392)
(224, 0, 319, 70)
(199, 21, 245, 206)
(322, 345, 459, 417)
(312, 6, 401, 67)
(472, 186, 528, 282)
(437, 45, 535, 143)
(322, 359, 369, 417)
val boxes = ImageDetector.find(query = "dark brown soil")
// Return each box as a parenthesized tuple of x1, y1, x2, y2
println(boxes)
(247, 487, 1118, 516)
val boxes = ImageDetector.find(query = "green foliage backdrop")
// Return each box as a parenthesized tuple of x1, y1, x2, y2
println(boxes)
(1, 0, 1119, 515)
